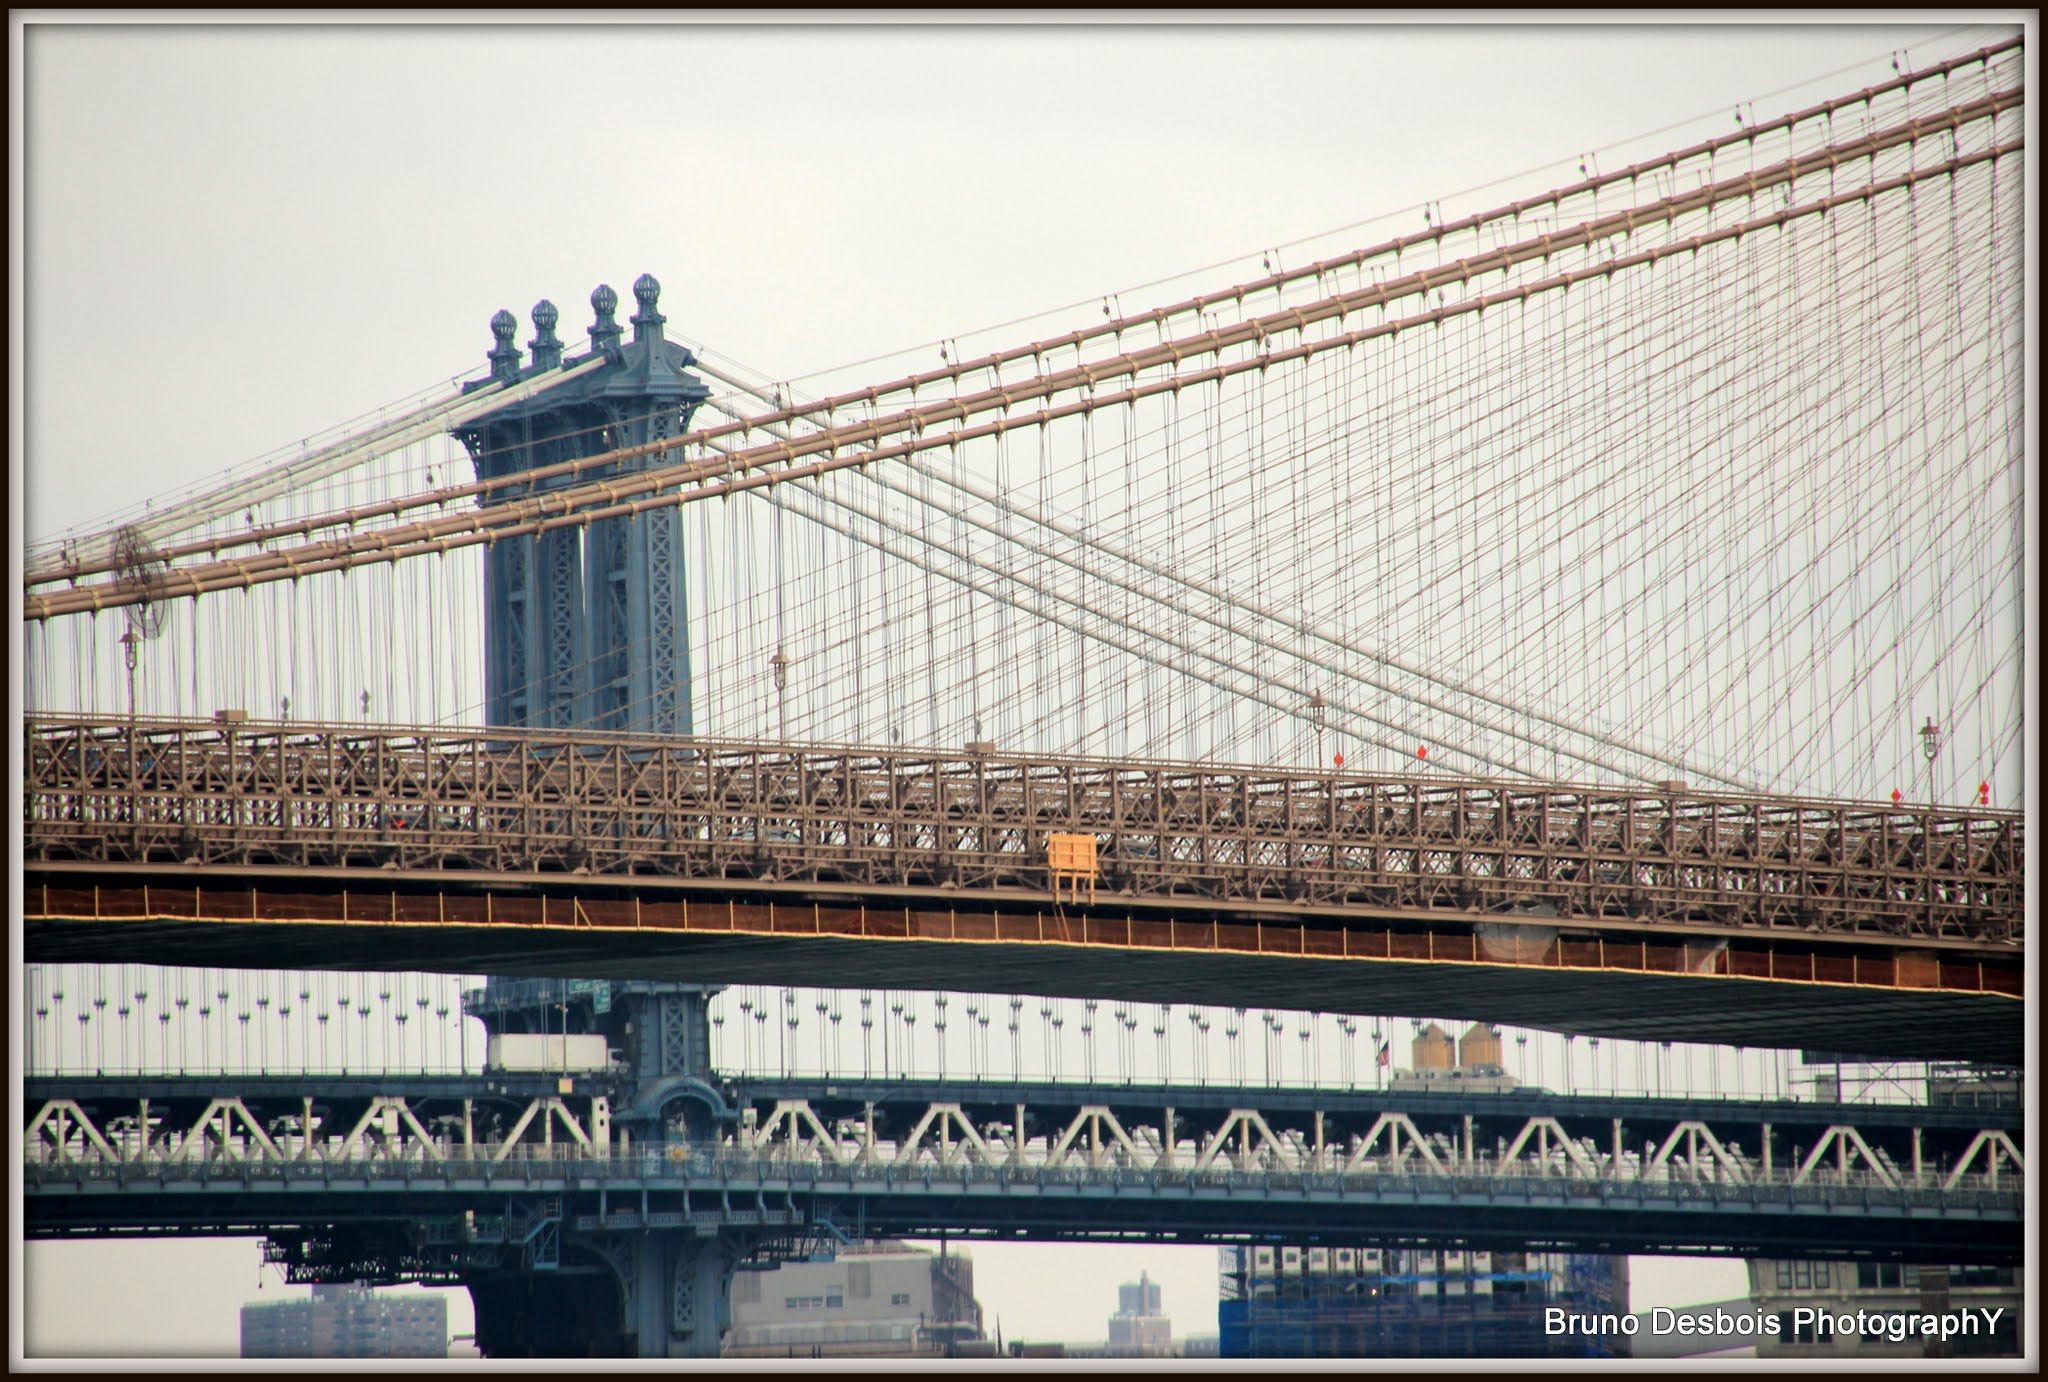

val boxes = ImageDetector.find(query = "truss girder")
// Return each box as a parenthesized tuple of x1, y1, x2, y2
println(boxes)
(26, 1090, 2022, 1200)
(22, 1091, 612, 1168)
(22, 715, 2023, 943)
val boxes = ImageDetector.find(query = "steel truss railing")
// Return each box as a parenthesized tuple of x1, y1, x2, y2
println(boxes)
(24, 1088, 2023, 1197)
(23, 715, 2024, 943)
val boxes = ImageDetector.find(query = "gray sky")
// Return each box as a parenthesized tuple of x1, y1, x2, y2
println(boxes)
(13, 11, 2023, 1362)
(19, 16, 2001, 543)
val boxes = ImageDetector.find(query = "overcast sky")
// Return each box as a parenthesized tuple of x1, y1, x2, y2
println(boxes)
(17, 15, 2012, 542)
(12, 10, 2027, 1362)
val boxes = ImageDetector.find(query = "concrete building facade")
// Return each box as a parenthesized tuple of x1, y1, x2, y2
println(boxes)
(240, 1282, 446, 1359)
(725, 1242, 983, 1358)
(1746, 1261, 2021, 1359)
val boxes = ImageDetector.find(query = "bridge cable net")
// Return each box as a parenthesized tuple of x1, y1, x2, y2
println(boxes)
(21, 961, 1947, 1115)
(22, 41, 2024, 805)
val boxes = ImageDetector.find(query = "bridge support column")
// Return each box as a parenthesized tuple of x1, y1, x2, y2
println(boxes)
(468, 1271, 627, 1358)
(630, 1230, 741, 1358)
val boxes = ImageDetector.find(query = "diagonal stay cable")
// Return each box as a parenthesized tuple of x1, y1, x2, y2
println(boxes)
(28, 111, 2022, 622)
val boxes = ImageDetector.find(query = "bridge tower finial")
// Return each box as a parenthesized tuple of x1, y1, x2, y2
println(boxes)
(529, 300, 563, 372)
(487, 309, 521, 385)
(630, 272, 665, 344)
(589, 283, 622, 354)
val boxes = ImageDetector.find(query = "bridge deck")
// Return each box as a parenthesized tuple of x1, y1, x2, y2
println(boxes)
(24, 716, 2023, 1063)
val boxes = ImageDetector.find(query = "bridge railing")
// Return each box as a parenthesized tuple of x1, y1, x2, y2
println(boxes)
(22, 714, 2023, 944)
(22, 1147, 2023, 1220)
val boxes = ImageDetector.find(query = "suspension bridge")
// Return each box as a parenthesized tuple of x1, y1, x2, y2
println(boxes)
(19, 39, 2030, 1358)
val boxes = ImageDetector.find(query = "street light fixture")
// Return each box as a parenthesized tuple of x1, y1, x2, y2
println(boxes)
(119, 629, 140, 727)
(1919, 716, 1942, 809)
(1308, 688, 1327, 768)
(769, 648, 789, 740)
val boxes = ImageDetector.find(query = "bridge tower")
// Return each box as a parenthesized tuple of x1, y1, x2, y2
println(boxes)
(461, 976, 743, 1357)
(450, 284, 738, 1356)
(453, 275, 711, 736)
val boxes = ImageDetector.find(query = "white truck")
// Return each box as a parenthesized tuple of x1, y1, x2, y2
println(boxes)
(485, 1033, 615, 1074)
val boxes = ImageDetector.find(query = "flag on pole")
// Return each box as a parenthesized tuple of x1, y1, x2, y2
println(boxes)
(1375, 1024, 1391, 1068)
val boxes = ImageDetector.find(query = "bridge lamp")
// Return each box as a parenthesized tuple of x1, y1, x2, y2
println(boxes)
(119, 629, 140, 725)
(1308, 689, 1328, 768)
(1919, 716, 1942, 809)
(770, 649, 789, 740)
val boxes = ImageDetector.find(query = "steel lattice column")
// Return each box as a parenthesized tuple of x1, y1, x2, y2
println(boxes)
(629, 1231, 745, 1358)
(456, 279, 706, 737)
(578, 277, 706, 738)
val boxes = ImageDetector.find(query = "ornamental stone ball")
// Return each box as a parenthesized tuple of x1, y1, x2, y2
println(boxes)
(487, 309, 522, 382)
(629, 273, 665, 342)
(530, 300, 563, 369)
(590, 284, 622, 352)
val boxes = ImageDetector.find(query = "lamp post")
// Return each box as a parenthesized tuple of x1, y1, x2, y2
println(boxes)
(1919, 716, 1942, 907)
(1919, 716, 1941, 809)
(770, 648, 788, 740)
(1308, 688, 1327, 769)
(119, 628, 139, 727)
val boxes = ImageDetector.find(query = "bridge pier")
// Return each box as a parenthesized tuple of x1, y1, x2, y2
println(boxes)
(462, 1225, 746, 1358)
(628, 1230, 744, 1358)
(467, 1271, 627, 1358)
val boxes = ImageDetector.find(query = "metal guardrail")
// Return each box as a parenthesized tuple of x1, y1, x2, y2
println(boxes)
(22, 1149, 2023, 1215)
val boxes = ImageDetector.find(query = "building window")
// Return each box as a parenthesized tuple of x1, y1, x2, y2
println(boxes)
(1951, 1266, 2014, 1287)
(1775, 1263, 1793, 1290)
(1792, 1262, 1812, 1289)
(890, 1293, 911, 1307)
(825, 1296, 843, 1310)
(1812, 1263, 1828, 1289)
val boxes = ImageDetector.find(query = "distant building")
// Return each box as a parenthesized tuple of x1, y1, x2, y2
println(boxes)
(1217, 1025, 1630, 1359)
(1220, 1243, 1629, 1358)
(725, 1240, 984, 1358)
(1746, 1261, 2021, 1359)
(1107, 1270, 1173, 1357)
(240, 1282, 446, 1359)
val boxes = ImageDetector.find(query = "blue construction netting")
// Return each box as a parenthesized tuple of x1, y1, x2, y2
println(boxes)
(1219, 1254, 1627, 1359)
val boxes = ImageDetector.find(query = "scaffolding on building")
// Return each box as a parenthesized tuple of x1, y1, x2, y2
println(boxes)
(1218, 1246, 1628, 1359)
